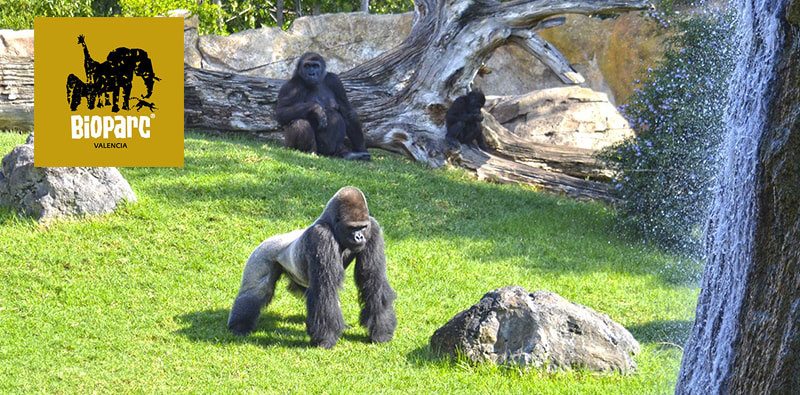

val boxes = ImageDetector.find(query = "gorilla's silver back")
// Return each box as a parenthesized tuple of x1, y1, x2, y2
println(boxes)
(273, 229, 309, 287)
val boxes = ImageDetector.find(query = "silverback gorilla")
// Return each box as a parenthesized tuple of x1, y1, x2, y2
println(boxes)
(446, 90, 488, 150)
(276, 53, 370, 161)
(227, 187, 396, 348)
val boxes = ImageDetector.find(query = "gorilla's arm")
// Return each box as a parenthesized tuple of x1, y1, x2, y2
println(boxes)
(325, 73, 367, 152)
(354, 218, 397, 343)
(276, 79, 327, 128)
(304, 223, 347, 348)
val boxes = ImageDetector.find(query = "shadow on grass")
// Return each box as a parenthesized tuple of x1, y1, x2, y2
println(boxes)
(173, 308, 371, 349)
(628, 319, 694, 349)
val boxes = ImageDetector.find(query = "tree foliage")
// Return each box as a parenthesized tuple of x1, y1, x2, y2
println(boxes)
(0, 0, 93, 29)
(0, 0, 413, 34)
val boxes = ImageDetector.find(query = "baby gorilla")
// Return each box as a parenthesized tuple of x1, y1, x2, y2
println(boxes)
(446, 90, 488, 150)
(227, 187, 397, 348)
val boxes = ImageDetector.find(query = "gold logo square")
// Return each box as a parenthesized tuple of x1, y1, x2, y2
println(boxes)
(34, 17, 184, 167)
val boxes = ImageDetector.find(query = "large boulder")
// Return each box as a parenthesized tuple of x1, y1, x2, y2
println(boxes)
(487, 87, 635, 151)
(0, 135, 137, 220)
(430, 286, 640, 373)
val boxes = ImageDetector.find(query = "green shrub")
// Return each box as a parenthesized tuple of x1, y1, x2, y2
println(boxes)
(0, 0, 93, 29)
(118, 0, 227, 35)
(599, 8, 735, 253)
(0, 1, 413, 34)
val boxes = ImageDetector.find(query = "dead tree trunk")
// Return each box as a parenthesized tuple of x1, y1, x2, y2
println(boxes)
(185, 0, 650, 200)
(276, 0, 285, 27)
(0, 56, 34, 131)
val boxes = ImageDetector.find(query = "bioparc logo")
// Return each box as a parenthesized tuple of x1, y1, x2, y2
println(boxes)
(34, 18, 183, 167)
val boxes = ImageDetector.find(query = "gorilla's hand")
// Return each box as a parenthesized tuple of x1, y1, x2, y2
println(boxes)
(310, 103, 328, 129)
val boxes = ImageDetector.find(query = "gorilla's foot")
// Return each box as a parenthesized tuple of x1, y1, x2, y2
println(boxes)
(228, 322, 254, 336)
(343, 152, 371, 161)
(227, 294, 264, 336)
(444, 137, 462, 153)
(310, 335, 339, 349)
(370, 332, 393, 343)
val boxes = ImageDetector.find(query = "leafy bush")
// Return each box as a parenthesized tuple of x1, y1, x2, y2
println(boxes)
(0, 0, 93, 29)
(117, 0, 227, 35)
(0, 1, 414, 34)
(599, 8, 735, 253)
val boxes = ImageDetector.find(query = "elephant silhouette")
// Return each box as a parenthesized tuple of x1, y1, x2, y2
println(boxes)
(66, 35, 160, 112)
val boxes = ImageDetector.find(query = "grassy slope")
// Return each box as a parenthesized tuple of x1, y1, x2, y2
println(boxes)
(0, 131, 699, 393)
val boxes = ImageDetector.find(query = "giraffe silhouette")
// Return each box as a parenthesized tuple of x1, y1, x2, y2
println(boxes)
(66, 35, 160, 112)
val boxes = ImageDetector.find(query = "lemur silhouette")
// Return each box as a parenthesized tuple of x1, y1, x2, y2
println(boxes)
(132, 97, 157, 112)
(66, 35, 160, 112)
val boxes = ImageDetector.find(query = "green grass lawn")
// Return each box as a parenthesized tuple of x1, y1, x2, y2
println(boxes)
(0, 131, 699, 393)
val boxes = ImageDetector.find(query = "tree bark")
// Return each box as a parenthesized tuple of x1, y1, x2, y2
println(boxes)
(0, 56, 34, 131)
(277, 0, 285, 27)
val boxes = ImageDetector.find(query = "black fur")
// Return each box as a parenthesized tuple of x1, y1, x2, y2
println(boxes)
(355, 217, 397, 343)
(227, 187, 396, 348)
(446, 90, 488, 150)
(276, 53, 369, 160)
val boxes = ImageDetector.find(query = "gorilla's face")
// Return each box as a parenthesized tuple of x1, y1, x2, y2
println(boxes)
(467, 91, 486, 109)
(329, 186, 371, 252)
(335, 218, 371, 252)
(299, 55, 326, 85)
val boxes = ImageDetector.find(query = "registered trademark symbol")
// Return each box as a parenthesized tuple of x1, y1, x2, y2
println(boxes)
(150, 113, 156, 119)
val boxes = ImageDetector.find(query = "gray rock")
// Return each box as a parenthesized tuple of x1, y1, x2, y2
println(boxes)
(0, 29, 34, 57)
(192, 12, 414, 78)
(170, 9, 202, 68)
(0, 138, 136, 220)
(430, 286, 640, 373)
(487, 87, 634, 151)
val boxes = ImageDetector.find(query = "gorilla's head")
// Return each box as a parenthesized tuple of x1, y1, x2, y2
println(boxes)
(296, 52, 327, 86)
(323, 187, 371, 252)
(467, 90, 486, 110)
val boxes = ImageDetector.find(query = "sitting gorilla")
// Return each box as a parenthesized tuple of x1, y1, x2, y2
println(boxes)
(227, 187, 396, 348)
(446, 90, 488, 150)
(276, 52, 370, 161)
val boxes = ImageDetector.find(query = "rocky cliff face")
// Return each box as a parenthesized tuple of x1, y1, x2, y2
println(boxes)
(182, 10, 664, 104)
(476, 13, 665, 104)
(675, 3, 800, 394)
(726, 5, 800, 393)
(182, 11, 413, 78)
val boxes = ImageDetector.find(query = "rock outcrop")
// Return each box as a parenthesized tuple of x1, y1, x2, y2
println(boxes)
(184, 11, 413, 78)
(487, 87, 634, 152)
(430, 286, 640, 372)
(0, 135, 136, 220)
